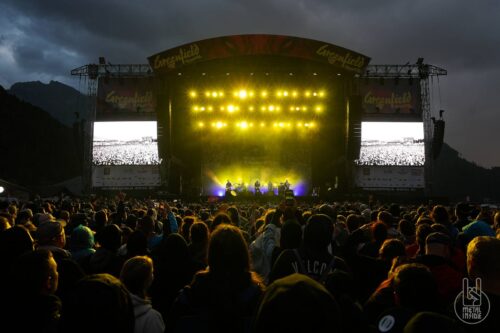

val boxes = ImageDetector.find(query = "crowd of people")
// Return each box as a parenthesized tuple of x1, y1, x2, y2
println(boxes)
(93, 142, 160, 165)
(0, 194, 499, 332)
(357, 143, 425, 166)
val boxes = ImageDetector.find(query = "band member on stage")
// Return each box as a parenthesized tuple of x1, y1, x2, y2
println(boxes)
(267, 181, 273, 194)
(226, 180, 232, 191)
(284, 179, 290, 190)
(254, 180, 261, 195)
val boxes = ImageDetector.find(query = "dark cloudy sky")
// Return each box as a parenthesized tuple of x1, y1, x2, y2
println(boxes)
(1, 0, 499, 167)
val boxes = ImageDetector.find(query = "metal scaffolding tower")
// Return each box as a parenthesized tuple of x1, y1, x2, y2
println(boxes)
(362, 62, 448, 195)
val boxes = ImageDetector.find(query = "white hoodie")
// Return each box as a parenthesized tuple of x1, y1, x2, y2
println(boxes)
(130, 293, 165, 333)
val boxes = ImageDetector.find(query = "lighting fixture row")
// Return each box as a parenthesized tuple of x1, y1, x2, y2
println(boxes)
(188, 89, 326, 99)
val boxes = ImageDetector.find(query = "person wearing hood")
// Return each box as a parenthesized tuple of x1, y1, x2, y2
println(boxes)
(120, 256, 165, 333)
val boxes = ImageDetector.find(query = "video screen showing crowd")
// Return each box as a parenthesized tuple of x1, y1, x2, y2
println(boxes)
(92, 121, 161, 166)
(225, 179, 291, 198)
(355, 121, 425, 167)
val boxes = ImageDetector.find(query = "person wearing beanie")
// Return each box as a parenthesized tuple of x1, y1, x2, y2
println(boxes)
(254, 273, 340, 333)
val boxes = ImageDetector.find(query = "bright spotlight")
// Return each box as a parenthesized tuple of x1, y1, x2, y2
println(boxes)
(238, 90, 248, 99)
(260, 122, 266, 127)
(292, 91, 298, 98)
(189, 91, 197, 98)
(268, 105, 275, 112)
(212, 91, 218, 98)
(0, 186, 4, 194)
(227, 105, 235, 113)
(305, 91, 311, 97)
(205, 91, 211, 97)
(283, 91, 289, 97)
(239, 121, 249, 129)
(219, 91, 224, 97)
(193, 106, 199, 112)
(261, 91, 268, 98)
(207, 106, 213, 112)
(197, 122, 205, 128)
(315, 105, 323, 113)
(249, 106, 255, 111)
(215, 121, 224, 129)
(319, 90, 325, 97)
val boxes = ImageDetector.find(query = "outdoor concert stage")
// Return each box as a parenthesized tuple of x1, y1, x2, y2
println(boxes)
(71, 34, 447, 197)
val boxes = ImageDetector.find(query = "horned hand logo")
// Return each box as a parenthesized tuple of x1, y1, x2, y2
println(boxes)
(454, 278, 490, 325)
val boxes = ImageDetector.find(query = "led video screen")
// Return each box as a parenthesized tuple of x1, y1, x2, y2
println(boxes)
(92, 121, 160, 166)
(356, 122, 425, 166)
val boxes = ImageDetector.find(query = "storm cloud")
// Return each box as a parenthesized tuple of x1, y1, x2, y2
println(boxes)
(1, 0, 499, 167)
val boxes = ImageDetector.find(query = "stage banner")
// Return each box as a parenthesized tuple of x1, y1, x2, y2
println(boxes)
(149, 34, 370, 75)
(96, 77, 156, 120)
(92, 165, 161, 188)
(354, 166, 424, 189)
(360, 78, 421, 121)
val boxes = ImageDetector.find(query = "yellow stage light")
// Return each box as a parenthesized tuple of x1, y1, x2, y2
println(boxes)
(200, 106, 205, 111)
(239, 121, 249, 129)
(260, 122, 266, 127)
(273, 122, 278, 128)
(277, 91, 283, 98)
(261, 106, 267, 111)
(279, 122, 285, 128)
(215, 121, 224, 129)
(197, 122, 204, 128)
(249, 122, 254, 127)
(296, 107, 301, 111)
(212, 91, 218, 98)
(283, 91, 289, 97)
(227, 105, 235, 113)
(238, 90, 248, 99)
(249, 91, 255, 97)
(261, 91, 268, 98)
(193, 106, 199, 112)
(220, 106, 225, 111)
(313, 92, 318, 97)
(305, 91, 311, 97)
(297, 122, 303, 127)
(205, 91, 211, 97)
(292, 91, 298, 98)
(290, 106, 295, 111)
(249, 106, 254, 111)
(302, 106, 308, 111)
(189, 91, 197, 98)
(207, 106, 213, 112)
(319, 90, 325, 97)
(219, 91, 224, 97)
(268, 105, 275, 112)
(315, 105, 323, 113)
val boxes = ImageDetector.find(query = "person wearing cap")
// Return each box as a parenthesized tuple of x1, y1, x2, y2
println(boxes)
(415, 232, 464, 303)
(37, 220, 85, 302)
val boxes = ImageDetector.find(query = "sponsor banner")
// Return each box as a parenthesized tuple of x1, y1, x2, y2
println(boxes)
(149, 34, 370, 75)
(361, 78, 421, 120)
(354, 166, 424, 189)
(96, 77, 156, 120)
(92, 165, 161, 188)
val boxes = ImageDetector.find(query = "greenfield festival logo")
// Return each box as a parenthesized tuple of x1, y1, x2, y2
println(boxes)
(454, 278, 490, 325)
